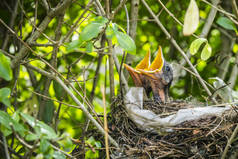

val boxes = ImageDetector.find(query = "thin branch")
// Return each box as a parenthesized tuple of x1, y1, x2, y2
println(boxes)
(124, 4, 130, 34)
(94, 0, 106, 16)
(54, 76, 119, 147)
(61, 0, 93, 43)
(111, 0, 128, 19)
(1, 0, 18, 50)
(0, 140, 23, 159)
(31, 0, 38, 35)
(112, 50, 129, 92)
(129, 0, 139, 40)
(232, 0, 238, 19)
(221, 123, 238, 159)
(51, 144, 75, 159)
(106, 0, 115, 102)
(141, 0, 217, 103)
(26, 62, 119, 147)
(2, 135, 10, 159)
(90, 37, 105, 100)
(201, 0, 236, 19)
(10, 0, 72, 68)
(101, 85, 110, 159)
(42, 0, 50, 12)
(38, 11, 65, 121)
(228, 50, 238, 88)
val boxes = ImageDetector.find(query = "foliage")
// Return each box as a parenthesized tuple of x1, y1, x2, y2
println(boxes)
(0, 0, 237, 158)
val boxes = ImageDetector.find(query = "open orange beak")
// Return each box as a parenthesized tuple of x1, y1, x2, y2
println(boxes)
(124, 50, 151, 96)
(124, 46, 172, 103)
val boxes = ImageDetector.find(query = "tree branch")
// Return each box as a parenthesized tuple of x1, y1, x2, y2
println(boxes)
(11, 0, 72, 68)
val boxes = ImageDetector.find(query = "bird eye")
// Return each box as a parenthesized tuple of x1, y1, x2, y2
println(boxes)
(165, 65, 170, 72)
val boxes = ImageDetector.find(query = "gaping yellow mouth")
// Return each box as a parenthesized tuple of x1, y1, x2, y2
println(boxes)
(124, 46, 169, 103)
(124, 46, 164, 81)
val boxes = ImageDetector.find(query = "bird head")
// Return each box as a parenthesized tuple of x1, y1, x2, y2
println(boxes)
(124, 46, 173, 103)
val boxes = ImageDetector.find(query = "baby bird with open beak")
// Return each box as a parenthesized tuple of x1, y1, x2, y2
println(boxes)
(124, 46, 173, 103)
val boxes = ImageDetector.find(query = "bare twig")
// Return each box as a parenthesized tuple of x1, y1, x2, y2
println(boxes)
(141, 0, 217, 103)
(31, 0, 38, 35)
(228, 51, 238, 88)
(112, 50, 129, 92)
(61, 0, 93, 43)
(129, 0, 139, 40)
(42, 0, 50, 12)
(11, 0, 72, 68)
(106, 0, 115, 102)
(221, 123, 238, 159)
(90, 37, 105, 100)
(94, 0, 106, 16)
(1, 0, 18, 50)
(54, 76, 119, 147)
(217, 34, 235, 80)
(111, 0, 128, 19)
(38, 10, 65, 122)
(24, 61, 119, 147)
(232, 0, 238, 19)
(2, 135, 10, 159)
(101, 85, 110, 159)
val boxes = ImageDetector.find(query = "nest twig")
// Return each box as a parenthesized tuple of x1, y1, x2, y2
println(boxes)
(108, 97, 238, 158)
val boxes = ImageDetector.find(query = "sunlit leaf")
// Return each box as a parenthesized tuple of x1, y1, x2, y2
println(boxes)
(106, 25, 115, 39)
(79, 16, 108, 42)
(115, 31, 136, 54)
(86, 41, 93, 53)
(66, 40, 82, 52)
(40, 138, 50, 153)
(201, 43, 212, 60)
(216, 17, 236, 31)
(0, 51, 12, 81)
(0, 111, 25, 136)
(183, 0, 199, 36)
(25, 133, 39, 141)
(189, 38, 207, 55)
(0, 87, 11, 107)
(53, 151, 66, 159)
(21, 113, 58, 139)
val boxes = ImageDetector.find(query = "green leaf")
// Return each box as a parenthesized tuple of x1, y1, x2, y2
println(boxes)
(66, 40, 82, 52)
(20, 113, 58, 139)
(0, 51, 12, 81)
(201, 43, 212, 61)
(53, 80, 64, 100)
(53, 151, 66, 159)
(106, 26, 115, 39)
(86, 41, 93, 53)
(79, 17, 108, 42)
(0, 88, 11, 107)
(1, 125, 12, 136)
(0, 111, 25, 136)
(25, 133, 39, 141)
(94, 141, 101, 148)
(93, 16, 108, 24)
(40, 138, 50, 153)
(189, 38, 207, 55)
(115, 31, 136, 54)
(216, 17, 236, 31)
(183, 0, 199, 36)
(42, 100, 54, 124)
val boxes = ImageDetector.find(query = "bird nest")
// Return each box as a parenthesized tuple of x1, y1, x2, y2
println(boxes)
(108, 97, 238, 158)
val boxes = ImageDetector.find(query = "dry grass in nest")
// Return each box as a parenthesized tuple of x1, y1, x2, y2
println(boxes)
(108, 97, 238, 159)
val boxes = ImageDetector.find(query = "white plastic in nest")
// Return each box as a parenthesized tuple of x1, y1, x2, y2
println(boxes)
(124, 87, 232, 133)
